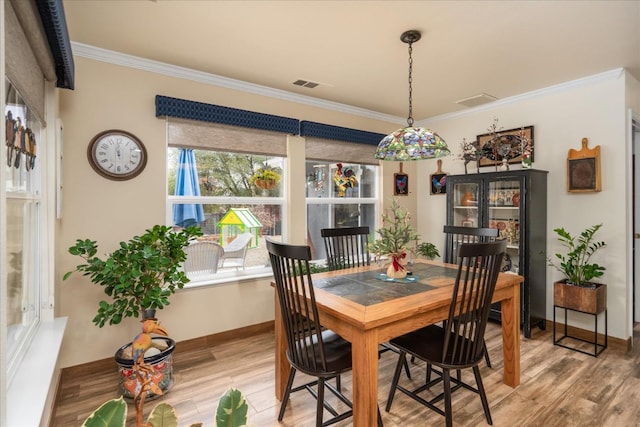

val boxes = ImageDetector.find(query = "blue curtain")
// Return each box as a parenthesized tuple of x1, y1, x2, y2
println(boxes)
(173, 148, 204, 227)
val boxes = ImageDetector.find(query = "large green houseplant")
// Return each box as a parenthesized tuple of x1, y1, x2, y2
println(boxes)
(65, 224, 202, 398)
(64, 224, 202, 327)
(546, 223, 607, 314)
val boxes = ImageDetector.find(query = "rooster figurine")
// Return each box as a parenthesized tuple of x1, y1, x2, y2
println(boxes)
(333, 163, 357, 197)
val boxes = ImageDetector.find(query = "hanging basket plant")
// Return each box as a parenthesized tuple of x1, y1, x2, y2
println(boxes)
(249, 165, 281, 190)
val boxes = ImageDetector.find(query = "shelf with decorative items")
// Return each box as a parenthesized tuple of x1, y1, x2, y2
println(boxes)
(446, 169, 548, 338)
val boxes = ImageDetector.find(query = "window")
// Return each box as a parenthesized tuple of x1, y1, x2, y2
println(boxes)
(305, 161, 378, 262)
(167, 147, 285, 283)
(4, 80, 43, 382)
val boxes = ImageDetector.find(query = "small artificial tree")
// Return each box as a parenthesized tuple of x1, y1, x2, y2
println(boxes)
(368, 199, 439, 278)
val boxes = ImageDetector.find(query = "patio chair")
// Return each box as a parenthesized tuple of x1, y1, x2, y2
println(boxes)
(183, 241, 224, 277)
(385, 240, 506, 427)
(220, 233, 253, 270)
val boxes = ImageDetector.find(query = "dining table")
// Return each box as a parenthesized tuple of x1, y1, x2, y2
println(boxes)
(273, 259, 523, 427)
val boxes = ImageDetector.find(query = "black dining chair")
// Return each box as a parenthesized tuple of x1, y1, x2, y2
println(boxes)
(267, 238, 381, 426)
(320, 226, 371, 270)
(321, 225, 411, 379)
(443, 225, 499, 264)
(443, 225, 499, 368)
(385, 240, 507, 427)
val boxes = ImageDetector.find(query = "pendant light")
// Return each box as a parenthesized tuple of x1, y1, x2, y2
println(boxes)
(375, 30, 450, 161)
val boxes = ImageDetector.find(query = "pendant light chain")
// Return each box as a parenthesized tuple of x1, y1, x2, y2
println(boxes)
(407, 40, 414, 127)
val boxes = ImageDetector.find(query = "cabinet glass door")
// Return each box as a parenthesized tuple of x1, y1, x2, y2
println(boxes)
(488, 179, 521, 273)
(451, 182, 480, 227)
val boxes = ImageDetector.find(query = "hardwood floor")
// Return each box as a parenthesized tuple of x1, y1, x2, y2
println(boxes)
(52, 321, 640, 427)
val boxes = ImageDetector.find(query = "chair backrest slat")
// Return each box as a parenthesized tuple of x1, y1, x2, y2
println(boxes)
(443, 240, 506, 366)
(321, 226, 370, 270)
(443, 225, 499, 264)
(267, 239, 328, 373)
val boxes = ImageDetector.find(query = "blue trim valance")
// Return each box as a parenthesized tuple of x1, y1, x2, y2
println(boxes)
(299, 121, 385, 146)
(156, 95, 299, 134)
(156, 95, 386, 148)
(36, 0, 75, 90)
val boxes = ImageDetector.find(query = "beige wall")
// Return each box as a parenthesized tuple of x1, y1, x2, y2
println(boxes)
(58, 56, 638, 368)
(57, 57, 398, 368)
(415, 69, 635, 340)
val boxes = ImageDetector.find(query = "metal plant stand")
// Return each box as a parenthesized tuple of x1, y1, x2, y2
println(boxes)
(553, 305, 607, 357)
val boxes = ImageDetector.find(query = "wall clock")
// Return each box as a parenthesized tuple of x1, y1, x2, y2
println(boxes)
(88, 130, 147, 180)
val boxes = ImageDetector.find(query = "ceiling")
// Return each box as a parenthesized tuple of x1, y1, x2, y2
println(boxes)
(62, 0, 640, 122)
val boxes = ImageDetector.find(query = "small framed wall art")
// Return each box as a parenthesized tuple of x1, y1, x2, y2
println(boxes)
(430, 159, 447, 195)
(394, 162, 408, 195)
(567, 137, 601, 192)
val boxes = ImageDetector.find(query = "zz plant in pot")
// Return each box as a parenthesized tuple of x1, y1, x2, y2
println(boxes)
(546, 223, 607, 314)
(546, 223, 606, 287)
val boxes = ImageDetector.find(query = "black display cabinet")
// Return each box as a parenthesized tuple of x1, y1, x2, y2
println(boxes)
(445, 169, 548, 338)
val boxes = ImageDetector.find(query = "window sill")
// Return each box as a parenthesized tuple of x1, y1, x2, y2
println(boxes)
(185, 267, 273, 288)
(7, 317, 67, 427)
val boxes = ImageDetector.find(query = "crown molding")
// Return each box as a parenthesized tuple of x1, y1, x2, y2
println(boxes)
(71, 42, 402, 124)
(420, 68, 625, 125)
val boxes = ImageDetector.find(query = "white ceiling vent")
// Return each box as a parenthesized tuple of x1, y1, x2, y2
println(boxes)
(292, 79, 320, 89)
(456, 93, 498, 108)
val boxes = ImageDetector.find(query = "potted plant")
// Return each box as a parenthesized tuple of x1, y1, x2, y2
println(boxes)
(368, 198, 439, 279)
(64, 224, 202, 397)
(249, 163, 281, 191)
(546, 223, 607, 314)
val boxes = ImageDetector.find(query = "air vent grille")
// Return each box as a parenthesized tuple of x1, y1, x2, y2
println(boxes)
(456, 93, 498, 108)
(293, 79, 320, 89)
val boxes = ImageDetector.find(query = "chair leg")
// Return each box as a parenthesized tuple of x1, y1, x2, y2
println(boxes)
(278, 367, 297, 421)
(336, 375, 341, 392)
(442, 369, 453, 427)
(385, 350, 406, 412)
(483, 339, 492, 368)
(316, 378, 325, 427)
(473, 365, 493, 425)
(402, 355, 412, 379)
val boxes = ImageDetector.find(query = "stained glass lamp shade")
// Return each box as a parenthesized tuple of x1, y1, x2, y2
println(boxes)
(375, 126, 449, 161)
(375, 30, 450, 161)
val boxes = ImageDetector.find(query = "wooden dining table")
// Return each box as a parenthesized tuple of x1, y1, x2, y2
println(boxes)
(273, 260, 523, 427)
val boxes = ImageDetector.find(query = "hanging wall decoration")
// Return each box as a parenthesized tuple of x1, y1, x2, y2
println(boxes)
(394, 162, 409, 195)
(476, 118, 534, 169)
(567, 137, 601, 192)
(333, 163, 357, 197)
(430, 159, 447, 195)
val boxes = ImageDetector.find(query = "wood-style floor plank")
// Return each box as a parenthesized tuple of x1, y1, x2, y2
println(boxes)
(51, 322, 640, 427)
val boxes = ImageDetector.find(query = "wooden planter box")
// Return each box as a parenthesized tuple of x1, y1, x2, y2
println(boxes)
(553, 280, 607, 314)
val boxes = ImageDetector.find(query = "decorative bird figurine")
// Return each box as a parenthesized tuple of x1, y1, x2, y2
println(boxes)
(333, 163, 357, 197)
(131, 318, 170, 364)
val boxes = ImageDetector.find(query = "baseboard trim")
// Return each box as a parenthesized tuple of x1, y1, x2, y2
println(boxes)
(59, 321, 275, 380)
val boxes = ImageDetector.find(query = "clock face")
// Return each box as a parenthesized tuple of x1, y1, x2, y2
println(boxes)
(88, 130, 147, 180)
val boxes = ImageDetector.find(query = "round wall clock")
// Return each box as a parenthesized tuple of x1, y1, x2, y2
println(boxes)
(88, 130, 147, 180)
